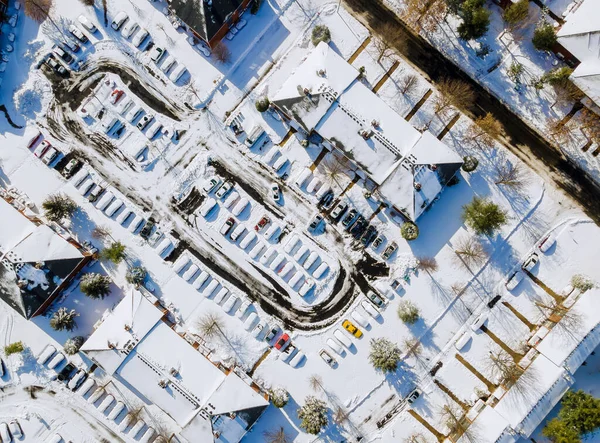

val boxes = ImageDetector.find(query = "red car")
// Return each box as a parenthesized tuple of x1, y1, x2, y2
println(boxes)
(274, 333, 290, 350)
(27, 131, 42, 150)
(110, 89, 125, 105)
(254, 215, 270, 231)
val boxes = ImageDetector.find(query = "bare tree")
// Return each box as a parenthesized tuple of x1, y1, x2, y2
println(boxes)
(453, 235, 488, 271)
(487, 350, 522, 387)
(79, 0, 95, 5)
(24, 0, 53, 23)
(466, 113, 503, 147)
(405, 432, 430, 443)
(494, 161, 528, 191)
(333, 404, 349, 425)
(213, 42, 231, 63)
(450, 282, 465, 295)
(264, 427, 292, 443)
(417, 257, 438, 274)
(308, 374, 326, 394)
(580, 108, 600, 144)
(195, 313, 241, 360)
(535, 299, 582, 332)
(434, 78, 475, 115)
(320, 154, 348, 189)
(548, 117, 573, 143)
(373, 22, 405, 63)
(399, 73, 419, 95)
(92, 225, 113, 241)
(402, 0, 447, 34)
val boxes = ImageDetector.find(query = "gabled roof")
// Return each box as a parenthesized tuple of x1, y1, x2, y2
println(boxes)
(170, 0, 245, 44)
(272, 42, 359, 132)
(208, 372, 269, 415)
(557, 0, 600, 37)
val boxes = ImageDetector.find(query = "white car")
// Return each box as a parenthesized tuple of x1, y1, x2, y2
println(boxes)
(470, 313, 488, 332)
(149, 46, 165, 63)
(78, 14, 97, 33)
(111, 11, 128, 31)
(203, 177, 222, 194)
(505, 270, 524, 291)
(122, 20, 139, 39)
(538, 232, 557, 253)
(199, 197, 218, 217)
(161, 55, 177, 73)
(132, 28, 149, 48)
(270, 182, 281, 201)
(521, 252, 539, 271)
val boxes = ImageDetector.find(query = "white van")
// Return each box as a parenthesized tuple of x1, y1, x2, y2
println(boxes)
(232, 197, 249, 216)
(128, 214, 145, 233)
(116, 208, 133, 225)
(260, 248, 277, 266)
(239, 231, 257, 249)
(145, 120, 163, 139)
(105, 198, 124, 217)
(108, 401, 125, 421)
(213, 287, 229, 305)
(313, 262, 329, 279)
(183, 264, 199, 282)
(306, 176, 321, 193)
(245, 125, 265, 147)
(272, 156, 288, 172)
(98, 394, 115, 413)
(72, 168, 90, 187)
(111, 11, 128, 31)
(203, 279, 220, 297)
(101, 116, 120, 134)
(244, 312, 259, 331)
(199, 197, 218, 217)
(77, 378, 96, 396)
(333, 329, 353, 349)
(48, 352, 65, 369)
(121, 20, 139, 39)
(294, 245, 310, 264)
(161, 55, 176, 73)
(78, 177, 95, 196)
(223, 191, 239, 209)
(288, 272, 304, 289)
(296, 168, 312, 188)
(303, 251, 320, 270)
(279, 262, 296, 279)
(298, 280, 314, 297)
(96, 191, 115, 211)
(132, 28, 149, 47)
(68, 369, 87, 390)
(250, 242, 266, 260)
(78, 15, 97, 33)
(327, 338, 345, 356)
(284, 234, 301, 254)
(193, 271, 210, 291)
(127, 105, 144, 123)
(264, 223, 280, 241)
(269, 254, 286, 271)
(230, 224, 247, 242)
(169, 64, 187, 83)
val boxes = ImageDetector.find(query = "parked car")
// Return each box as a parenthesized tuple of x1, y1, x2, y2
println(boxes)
(255, 215, 270, 231)
(46, 56, 67, 76)
(122, 20, 139, 39)
(349, 216, 367, 237)
(52, 45, 73, 63)
(470, 313, 488, 332)
(137, 113, 153, 130)
(132, 27, 149, 48)
(341, 209, 357, 227)
(319, 349, 337, 368)
(216, 181, 233, 199)
(521, 252, 539, 271)
(360, 225, 377, 247)
(367, 291, 385, 308)
(111, 11, 128, 31)
(34, 140, 51, 158)
(505, 270, 524, 291)
(538, 232, 557, 253)
(41, 147, 59, 165)
(406, 389, 421, 404)
(220, 217, 235, 236)
(149, 45, 165, 63)
(63, 38, 80, 52)
(264, 327, 279, 342)
(110, 89, 125, 105)
(487, 294, 502, 308)
(0, 423, 10, 443)
(330, 201, 347, 220)
(78, 14, 97, 33)
(270, 182, 281, 201)
(372, 234, 386, 249)
(382, 242, 397, 260)
(308, 213, 323, 231)
(69, 25, 88, 43)
(275, 333, 290, 350)
(342, 319, 363, 338)
(9, 420, 22, 438)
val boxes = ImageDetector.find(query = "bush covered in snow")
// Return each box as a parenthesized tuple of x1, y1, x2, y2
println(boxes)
(397, 300, 420, 324)
(401, 222, 419, 241)
(126, 266, 147, 286)
(462, 156, 479, 172)
(311, 25, 331, 46)
(571, 274, 594, 292)
(80, 273, 112, 299)
(4, 341, 25, 356)
(298, 396, 328, 434)
(532, 20, 556, 51)
(270, 387, 289, 408)
(64, 336, 85, 355)
(369, 337, 401, 372)
(50, 308, 79, 332)
(255, 97, 270, 113)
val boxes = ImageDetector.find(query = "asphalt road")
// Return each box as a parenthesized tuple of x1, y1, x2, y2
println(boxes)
(342, 0, 600, 225)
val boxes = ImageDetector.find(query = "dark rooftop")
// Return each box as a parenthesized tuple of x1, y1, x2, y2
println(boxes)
(170, 0, 245, 44)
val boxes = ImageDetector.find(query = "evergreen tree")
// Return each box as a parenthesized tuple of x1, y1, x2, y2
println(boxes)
(298, 396, 328, 434)
(42, 194, 78, 222)
(401, 222, 419, 240)
(542, 418, 580, 443)
(397, 301, 420, 324)
(50, 308, 79, 332)
(542, 67, 573, 87)
(64, 336, 85, 355)
(457, 0, 490, 40)
(80, 273, 112, 299)
(462, 197, 507, 236)
(462, 156, 479, 172)
(311, 25, 331, 46)
(560, 391, 600, 434)
(533, 21, 557, 51)
(100, 242, 126, 264)
(255, 97, 270, 113)
(503, 0, 529, 28)
(369, 337, 401, 372)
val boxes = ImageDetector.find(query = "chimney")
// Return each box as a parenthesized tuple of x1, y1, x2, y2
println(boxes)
(414, 182, 422, 191)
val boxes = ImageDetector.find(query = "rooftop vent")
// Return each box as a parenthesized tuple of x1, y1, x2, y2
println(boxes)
(107, 341, 116, 349)
(124, 324, 131, 332)
(17, 279, 28, 288)
(317, 69, 326, 77)
(429, 164, 438, 171)
(359, 129, 373, 140)
(303, 87, 311, 97)
(371, 120, 379, 128)
(414, 182, 422, 191)
(158, 379, 168, 389)
(170, 367, 179, 377)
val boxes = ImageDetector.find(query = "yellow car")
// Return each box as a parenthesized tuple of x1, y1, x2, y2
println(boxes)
(342, 320, 363, 338)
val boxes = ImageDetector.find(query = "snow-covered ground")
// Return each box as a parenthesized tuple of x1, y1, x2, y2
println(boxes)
(0, 0, 599, 442)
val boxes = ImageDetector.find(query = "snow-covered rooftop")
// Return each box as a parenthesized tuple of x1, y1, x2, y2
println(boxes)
(459, 405, 515, 443)
(494, 353, 571, 437)
(535, 288, 600, 370)
(557, 0, 600, 107)
(0, 198, 35, 253)
(83, 289, 268, 429)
